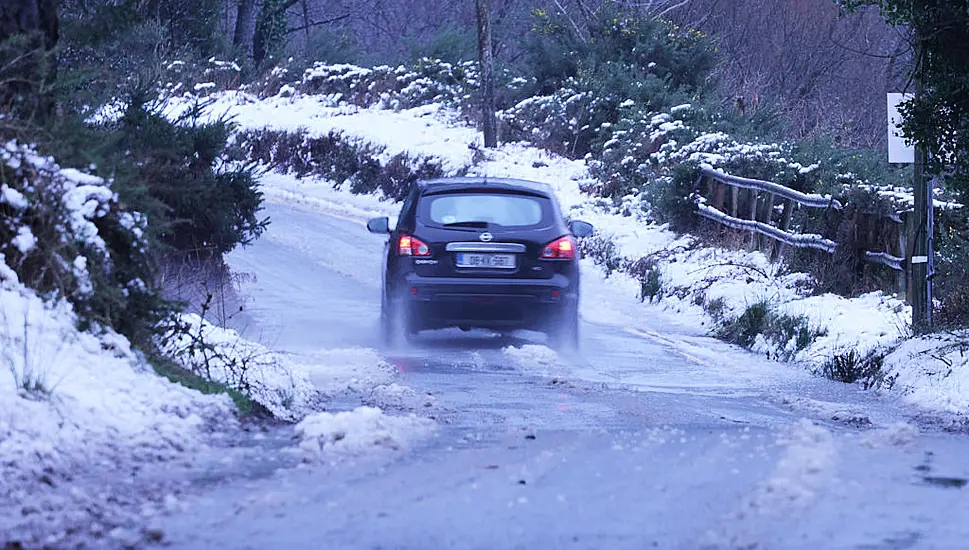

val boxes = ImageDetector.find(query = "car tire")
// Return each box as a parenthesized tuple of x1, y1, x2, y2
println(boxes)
(380, 296, 415, 347)
(549, 304, 579, 351)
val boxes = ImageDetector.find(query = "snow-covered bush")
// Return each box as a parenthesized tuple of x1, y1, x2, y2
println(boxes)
(817, 349, 894, 389)
(160, 57, 244, 99)
(708, 299, 827, 361)
(298, 59, 479, 110)
(522, 7, 716, 111)
(230, 128, 450, 201)
(108, 99, 268, 257)
(503, 7, 716, 159)
(158, 311, 321, 420)
(500, 86, 614, 158)
(0, 141, 155, 335)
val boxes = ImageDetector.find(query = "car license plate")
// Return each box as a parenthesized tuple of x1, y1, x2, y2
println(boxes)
(456, 253, 516, 269)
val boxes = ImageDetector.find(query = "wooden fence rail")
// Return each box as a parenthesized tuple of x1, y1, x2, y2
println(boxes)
(693, 166, 908, 295)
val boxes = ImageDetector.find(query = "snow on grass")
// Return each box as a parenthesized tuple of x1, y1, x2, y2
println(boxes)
(0, 282, 235, 488)
(161, 314, 320, 420)
(773, 292, 909, 360)
(882, 333, 969, 414)
(294, 406, 435, 460)
(163, 316, 398, 420)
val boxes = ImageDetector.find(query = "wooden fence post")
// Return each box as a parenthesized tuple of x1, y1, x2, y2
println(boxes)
(891, 221, 905, 296)
(771, 199, 795, 262)
(712, 181, 726, 212)
(757, 193, 776, 250)
(747, 189, 759, 249)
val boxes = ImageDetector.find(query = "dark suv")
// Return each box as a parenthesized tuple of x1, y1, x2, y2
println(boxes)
(367, 177, 593, 349)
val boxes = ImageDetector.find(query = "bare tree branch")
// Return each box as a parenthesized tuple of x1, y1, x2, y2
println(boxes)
(287, 13, 352, 35)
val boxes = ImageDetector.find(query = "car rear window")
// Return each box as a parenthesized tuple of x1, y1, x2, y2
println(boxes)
(423, 193, 548, 228)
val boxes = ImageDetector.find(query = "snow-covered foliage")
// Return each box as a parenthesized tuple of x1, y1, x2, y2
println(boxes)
(160, 57, 243, 98)
(298, 60, 480, 110)
(160, 314, 401, 421)
(500, 85, 612, 157)
(229, 127, 449, 201)
(0, 141, 152, 330)
(159, 314, 320, 420)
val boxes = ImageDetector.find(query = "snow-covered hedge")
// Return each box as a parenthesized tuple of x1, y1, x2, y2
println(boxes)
(229, 127, 451, 201)
(500, 85, 613, 158)
(0, 141, 154, 333)
(160, 57, 244, 98)
(298, 60, 479, 110)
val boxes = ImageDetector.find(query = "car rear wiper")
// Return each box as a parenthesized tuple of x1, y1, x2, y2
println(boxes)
(441, 220, 491, 228)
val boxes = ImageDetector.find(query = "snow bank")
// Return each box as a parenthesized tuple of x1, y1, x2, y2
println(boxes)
(295, 347, 398, 397)
(162, 315, 398, 420)
(164, 93, 478, 175)
(294, 406, 435, 460)
(0, 282, 235, 490)
(883, 334, 969, 414)
(160, 313, 321, 420)
(364, 383, 438, 413)
(502, 345, 565, 377)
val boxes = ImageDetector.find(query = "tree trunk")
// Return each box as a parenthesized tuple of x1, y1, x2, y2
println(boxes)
(0, 0, 57, 45)
(300, 0, 310, 45)
(476, 0, 497, 148)
(233, 0, 257, 51)
(0, 0, 58, 117)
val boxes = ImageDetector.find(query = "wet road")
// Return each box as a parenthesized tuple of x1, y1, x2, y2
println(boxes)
(159, 201, 969, 550)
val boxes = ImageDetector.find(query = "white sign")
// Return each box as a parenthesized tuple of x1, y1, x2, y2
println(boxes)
(888, 93, 914, 164)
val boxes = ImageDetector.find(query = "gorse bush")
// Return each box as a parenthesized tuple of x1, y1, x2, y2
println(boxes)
(500, 87, 612, 158)
(523, 7, 716, 111)
(0, 141, 158, 337)
(1, 86, 266, 342)
(298, 60, 480, 110)
(59, 0, 229, 110)
(930, 208, 969, 328)
(504, 6, 717, 159)
(104, 97, 268, 257)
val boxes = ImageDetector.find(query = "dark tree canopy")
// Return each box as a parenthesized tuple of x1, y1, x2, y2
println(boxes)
(840, 0, 969, 196)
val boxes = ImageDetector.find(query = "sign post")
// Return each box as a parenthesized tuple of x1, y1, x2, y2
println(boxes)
(889, 92, 932, 330)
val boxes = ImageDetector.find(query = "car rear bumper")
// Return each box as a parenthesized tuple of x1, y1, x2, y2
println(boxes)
(399, 274, 575, 331)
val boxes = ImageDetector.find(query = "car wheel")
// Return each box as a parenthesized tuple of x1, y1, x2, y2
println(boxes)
(549, 304, 579, 351)
(381, 296, 415, 347)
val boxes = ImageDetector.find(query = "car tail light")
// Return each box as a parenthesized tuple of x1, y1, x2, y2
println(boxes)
(397, 234, 431, 257)
(541, 236, 576, 260)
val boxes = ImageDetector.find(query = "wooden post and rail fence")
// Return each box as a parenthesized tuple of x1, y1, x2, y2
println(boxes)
(692, 166, 916, 301)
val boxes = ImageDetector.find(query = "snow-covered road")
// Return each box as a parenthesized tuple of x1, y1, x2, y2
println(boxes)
(158, 200, 969, 549)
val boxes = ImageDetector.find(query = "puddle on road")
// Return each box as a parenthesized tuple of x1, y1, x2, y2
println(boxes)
(920, 476, 968, 489)
(911, 450, 967, 489)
